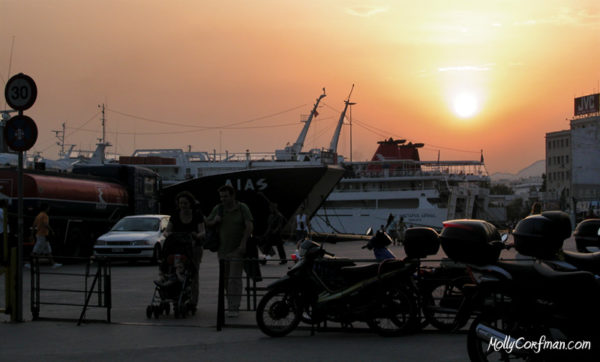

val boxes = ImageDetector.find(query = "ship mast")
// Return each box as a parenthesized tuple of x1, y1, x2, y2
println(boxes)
(329, 84, 355, 153)
(291, 88, 326, 154)
(95, 103, 110, 164)
(275, 89, 326, 161)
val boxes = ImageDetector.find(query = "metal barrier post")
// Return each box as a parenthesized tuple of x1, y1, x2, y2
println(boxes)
(216, 258, 225, 331)
(78, 261, 101, 325)
(103, 259, 111, 323)
(30, 255, 39, 320)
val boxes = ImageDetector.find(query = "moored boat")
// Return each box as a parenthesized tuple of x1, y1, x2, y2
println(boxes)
(312, 138, 492, 234)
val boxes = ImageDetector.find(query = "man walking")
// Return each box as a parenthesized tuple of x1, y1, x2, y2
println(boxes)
(205, 185, 253, 318)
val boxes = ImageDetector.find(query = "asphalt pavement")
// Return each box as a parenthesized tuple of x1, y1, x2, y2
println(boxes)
(0, 237, 580, 361)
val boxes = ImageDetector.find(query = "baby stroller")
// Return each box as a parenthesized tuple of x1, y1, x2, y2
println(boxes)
(146, 233, 197, 319)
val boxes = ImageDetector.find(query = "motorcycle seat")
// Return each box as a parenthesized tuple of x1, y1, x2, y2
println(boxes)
(534, 261, 598, 290)
(562, 250, 600, 274)
(494, 260, 538, 279)
(340, 259, 406, 282)
(315, 257, 356, 269)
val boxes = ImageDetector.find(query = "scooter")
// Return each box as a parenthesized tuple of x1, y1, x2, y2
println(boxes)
(361, 227, 397, 261)
(255, 238, 420, 337)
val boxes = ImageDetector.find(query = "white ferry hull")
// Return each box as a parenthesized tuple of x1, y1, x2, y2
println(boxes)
(312, 205, 449, 234)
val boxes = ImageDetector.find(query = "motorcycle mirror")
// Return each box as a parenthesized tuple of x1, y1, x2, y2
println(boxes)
(365, 227, 373, 236)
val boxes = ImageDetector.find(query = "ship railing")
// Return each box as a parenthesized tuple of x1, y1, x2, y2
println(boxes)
(347, 160, 488, 179)
(347, 168, 488, 180)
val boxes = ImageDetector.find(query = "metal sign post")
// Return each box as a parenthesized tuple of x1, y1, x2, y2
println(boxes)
(4, 73, 38, 322)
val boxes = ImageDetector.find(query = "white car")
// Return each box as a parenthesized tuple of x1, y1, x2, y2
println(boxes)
(94, 215, 170, 263)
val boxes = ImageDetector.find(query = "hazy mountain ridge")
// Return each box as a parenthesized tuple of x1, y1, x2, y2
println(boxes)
(491, 160, 545, 182)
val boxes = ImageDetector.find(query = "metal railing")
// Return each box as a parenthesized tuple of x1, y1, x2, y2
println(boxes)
(216, 256, 286, 331)
(30, 256, 111, 325)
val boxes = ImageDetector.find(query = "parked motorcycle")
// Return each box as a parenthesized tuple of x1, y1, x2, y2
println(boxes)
(439, 216, 600, 361)
(513, 212, 600, 276)
(255, 239, 419, 337)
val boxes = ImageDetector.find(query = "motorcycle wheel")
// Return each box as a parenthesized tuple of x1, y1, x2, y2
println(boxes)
(367, 286, 419, 337)
(256, 287, 302, 337)
(467, 312, 544, 362)
(422, 276, 471, 331)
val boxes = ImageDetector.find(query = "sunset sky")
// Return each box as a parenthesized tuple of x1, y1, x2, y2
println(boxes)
(1, 0, 599, 173)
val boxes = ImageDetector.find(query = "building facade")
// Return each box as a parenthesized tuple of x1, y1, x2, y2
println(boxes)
(545, 130, 571, 208)
(545, 93, 600, 216)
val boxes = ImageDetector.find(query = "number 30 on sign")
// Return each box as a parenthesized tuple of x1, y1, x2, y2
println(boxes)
(4, 73, 37, 111)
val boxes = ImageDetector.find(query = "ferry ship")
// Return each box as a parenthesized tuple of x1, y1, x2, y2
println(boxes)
(311, 138, 492, 234)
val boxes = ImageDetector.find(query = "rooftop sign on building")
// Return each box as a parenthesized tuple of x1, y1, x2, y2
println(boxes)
(574, 93, 600, 116)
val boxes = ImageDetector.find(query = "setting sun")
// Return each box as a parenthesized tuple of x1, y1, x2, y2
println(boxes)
(452, 92, 480, 119)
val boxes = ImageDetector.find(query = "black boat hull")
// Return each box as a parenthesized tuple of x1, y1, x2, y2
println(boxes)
(161, 165, 344, 236)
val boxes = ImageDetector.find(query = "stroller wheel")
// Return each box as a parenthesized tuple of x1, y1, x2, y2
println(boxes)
(163, 302, 171, 315)
(146, 305, 153, 319)
(153, 306, 160, 319)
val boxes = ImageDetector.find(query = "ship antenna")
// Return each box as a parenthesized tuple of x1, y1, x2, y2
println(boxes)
(53, 122, 67, 158)
(2, 36, 15, 111)
(6, 35, 15, 83)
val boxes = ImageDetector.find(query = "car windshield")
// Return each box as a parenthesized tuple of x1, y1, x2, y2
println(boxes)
(111, 217, 161, 232)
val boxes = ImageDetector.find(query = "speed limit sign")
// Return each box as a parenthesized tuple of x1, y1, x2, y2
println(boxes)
(4, 73, 37, 111)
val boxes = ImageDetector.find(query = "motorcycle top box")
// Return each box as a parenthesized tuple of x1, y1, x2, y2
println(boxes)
(513, 211, 572, 258)
(403, 227, 440, 259)
(573, 218, 600, 252)
(439, 220, 502, 265)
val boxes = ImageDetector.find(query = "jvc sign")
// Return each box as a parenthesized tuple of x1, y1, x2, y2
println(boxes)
(574, 93, 600, 116)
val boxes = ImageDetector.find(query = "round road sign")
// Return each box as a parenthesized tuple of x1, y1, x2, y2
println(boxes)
(4, 73, 37, 111)
(4, 115, 38, 152)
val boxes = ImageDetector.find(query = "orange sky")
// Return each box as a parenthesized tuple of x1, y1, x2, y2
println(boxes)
(1, 0, 599, 173)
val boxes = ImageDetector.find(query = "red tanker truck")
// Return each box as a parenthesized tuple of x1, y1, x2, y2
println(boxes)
(0, 164, 160, 257)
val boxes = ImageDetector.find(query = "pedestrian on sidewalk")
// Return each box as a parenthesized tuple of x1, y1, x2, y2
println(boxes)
(261, 202, 287, 264)
(28, 203, 61, 269)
